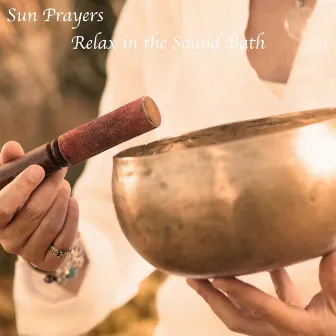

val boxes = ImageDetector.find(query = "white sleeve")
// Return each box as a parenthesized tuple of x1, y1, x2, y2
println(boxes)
(13, 1, 155, 335)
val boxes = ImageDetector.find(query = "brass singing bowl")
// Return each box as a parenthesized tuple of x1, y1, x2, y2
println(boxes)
(112, 108, 336, 278)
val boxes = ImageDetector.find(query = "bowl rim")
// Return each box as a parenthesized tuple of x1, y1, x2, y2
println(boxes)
(114, 107, 336, 161)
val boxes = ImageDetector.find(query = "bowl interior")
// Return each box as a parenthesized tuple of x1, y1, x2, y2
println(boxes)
(116, 108, 336, 158)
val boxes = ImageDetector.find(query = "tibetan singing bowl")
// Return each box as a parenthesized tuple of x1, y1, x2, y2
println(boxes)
(112, 108, 336, 278)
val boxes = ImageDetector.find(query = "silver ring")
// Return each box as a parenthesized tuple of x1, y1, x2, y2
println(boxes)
(49, 244, 72, 259)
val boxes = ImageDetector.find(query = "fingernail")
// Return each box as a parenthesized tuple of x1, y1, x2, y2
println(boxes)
(26, 165, 44, 183)
(186, 279, 199, 292)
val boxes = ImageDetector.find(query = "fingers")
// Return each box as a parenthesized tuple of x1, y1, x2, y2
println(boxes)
(187, 279, 276, 336)
(0, 168, 67, 252)
(43, 197, 79, 271)
(270, 269, 303, 307)
(0, 142, 79, 273)
(20, 181, 72, 269)
(319, 251, 336, 314)
(0, 165, 45, 230)
(0, 141, 24, 165)
(211, 277, 311, 333)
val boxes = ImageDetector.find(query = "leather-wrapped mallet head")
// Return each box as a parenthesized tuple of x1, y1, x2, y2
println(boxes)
(58, 96, 161, 164)
(0, 96, 161, 190)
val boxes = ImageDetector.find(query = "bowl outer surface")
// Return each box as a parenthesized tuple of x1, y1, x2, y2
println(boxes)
(112, 113, 336, 278)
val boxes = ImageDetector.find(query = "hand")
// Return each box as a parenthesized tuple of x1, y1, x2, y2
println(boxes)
(0, 141, 79, 272)
(187, 252, 336, 335)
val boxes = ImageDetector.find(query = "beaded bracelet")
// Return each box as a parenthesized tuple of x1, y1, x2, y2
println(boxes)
(28, 237, 85, 285)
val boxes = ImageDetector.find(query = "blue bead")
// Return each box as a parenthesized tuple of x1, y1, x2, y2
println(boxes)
(67, 268, 78, 278)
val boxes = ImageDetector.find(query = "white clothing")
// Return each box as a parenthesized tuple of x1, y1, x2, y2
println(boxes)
(264, 81, 285, 99)
(13, 1, 336, 335)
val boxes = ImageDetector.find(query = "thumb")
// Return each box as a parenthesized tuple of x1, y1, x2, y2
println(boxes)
(319, 251, 336, 313)
(0, 141, 25, 165)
